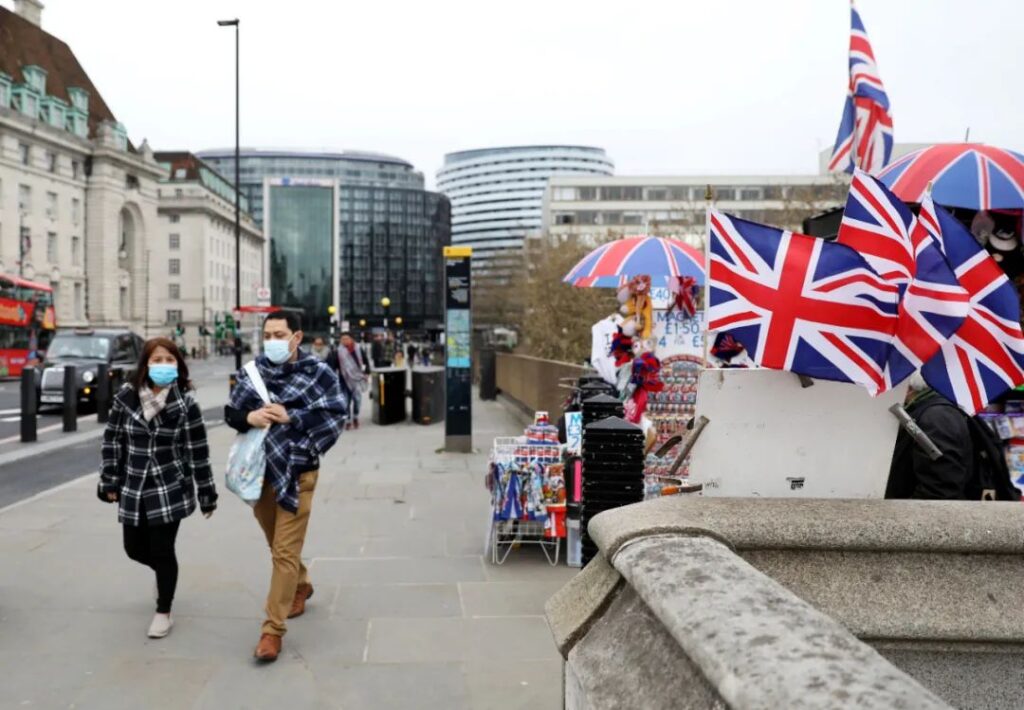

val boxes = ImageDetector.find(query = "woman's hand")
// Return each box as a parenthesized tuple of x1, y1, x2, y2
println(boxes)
(106, 492, 118, 502)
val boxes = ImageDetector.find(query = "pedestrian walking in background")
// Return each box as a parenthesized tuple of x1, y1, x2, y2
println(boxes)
(97, 337, 217, 640)
(334, 331, 369, 430)
(225, 311, 347, 663)
(406, 342, 418, 368)
(310, 336, 330, 361)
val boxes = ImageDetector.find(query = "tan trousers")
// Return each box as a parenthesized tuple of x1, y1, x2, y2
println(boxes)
(253, 470, 318, 636)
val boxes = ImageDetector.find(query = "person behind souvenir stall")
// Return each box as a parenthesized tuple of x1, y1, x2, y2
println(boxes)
(97, 337, 217, 640)
(887, 373, 973, 499)
(225, 311, 347, 663)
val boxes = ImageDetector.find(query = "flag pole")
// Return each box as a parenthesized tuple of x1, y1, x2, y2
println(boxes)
(703, 184, 713, 367)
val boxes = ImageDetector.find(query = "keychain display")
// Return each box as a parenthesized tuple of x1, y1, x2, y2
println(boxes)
(643, 354, 702, 494)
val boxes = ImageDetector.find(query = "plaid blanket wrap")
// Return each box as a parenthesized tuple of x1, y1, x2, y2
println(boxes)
(230, 351, 347, 512)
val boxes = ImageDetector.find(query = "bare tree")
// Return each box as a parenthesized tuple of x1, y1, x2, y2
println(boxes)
(519, 232, 619, 363)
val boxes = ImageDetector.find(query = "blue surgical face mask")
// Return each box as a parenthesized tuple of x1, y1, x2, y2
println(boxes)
(148, 364, 179, 387)
(264, 337, 293, 364)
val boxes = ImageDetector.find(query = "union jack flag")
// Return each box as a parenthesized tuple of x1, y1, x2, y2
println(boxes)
(918, 196, 1024, 414)
(837, 170, 970, 388)
(708, 209, 899, 395)
(828, 2, 893, 174)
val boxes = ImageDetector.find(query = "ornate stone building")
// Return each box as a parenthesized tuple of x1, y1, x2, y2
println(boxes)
(0, 0, 166, 332)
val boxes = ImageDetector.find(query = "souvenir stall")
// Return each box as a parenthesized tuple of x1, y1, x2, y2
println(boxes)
(486, 413, 567, 565)
(879, 143, 1024, 479)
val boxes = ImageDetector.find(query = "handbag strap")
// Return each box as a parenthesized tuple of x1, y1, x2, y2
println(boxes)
(243, 360, 272, 405)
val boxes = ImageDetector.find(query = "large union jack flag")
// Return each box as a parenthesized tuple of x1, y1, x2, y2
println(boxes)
(837, 170, 970, 388)
(708, 209, 898, 395)
(828, 2, 893, 174)
(919, 196, 1024, 414)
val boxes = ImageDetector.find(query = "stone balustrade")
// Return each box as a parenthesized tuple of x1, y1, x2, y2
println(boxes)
(547, 496, 1024, 709)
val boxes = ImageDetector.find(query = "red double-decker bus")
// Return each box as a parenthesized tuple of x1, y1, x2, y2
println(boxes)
(0, 274, 56, 377)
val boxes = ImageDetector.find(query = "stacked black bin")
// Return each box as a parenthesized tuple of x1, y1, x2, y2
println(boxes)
(581, 393, 623, 428)
(580, 416, 644, 566)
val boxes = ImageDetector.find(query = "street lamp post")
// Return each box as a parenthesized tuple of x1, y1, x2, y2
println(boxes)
(381, 296, 391, 329)
(218, 17, 242, 372)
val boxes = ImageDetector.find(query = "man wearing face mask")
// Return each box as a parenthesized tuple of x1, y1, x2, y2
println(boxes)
(224, 310, 347, 663)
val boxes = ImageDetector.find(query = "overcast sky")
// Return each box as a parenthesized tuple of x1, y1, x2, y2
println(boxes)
(28, 0, 1024, 188)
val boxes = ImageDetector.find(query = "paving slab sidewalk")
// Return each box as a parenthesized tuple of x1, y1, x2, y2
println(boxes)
(0, 392, 574, 710)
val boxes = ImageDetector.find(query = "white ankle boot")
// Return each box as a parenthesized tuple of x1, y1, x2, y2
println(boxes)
(147, 613, 173, 639)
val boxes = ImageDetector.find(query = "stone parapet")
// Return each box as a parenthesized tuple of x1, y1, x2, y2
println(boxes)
(548, 497, 1024, 709)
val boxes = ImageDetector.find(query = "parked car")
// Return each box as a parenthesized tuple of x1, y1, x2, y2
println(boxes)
(38, 328, 144, 409)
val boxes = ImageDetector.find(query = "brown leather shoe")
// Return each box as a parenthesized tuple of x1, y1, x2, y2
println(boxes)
(254, 633, 281, 662)
(288, 583, 314, 619)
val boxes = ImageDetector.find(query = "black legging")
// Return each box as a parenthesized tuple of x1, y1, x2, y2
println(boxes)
(123, 504, 181, 614)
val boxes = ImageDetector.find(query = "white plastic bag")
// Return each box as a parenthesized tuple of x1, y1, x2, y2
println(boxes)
(225, 361, 271, 506)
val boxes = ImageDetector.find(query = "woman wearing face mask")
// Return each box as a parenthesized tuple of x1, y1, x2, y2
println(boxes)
(98, 337, 217, 640)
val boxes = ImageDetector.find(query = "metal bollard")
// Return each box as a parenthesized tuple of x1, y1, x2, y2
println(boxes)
(62, 365, 78, 433)
(96, 363, 111, 424)
(20, 366, 37, 443)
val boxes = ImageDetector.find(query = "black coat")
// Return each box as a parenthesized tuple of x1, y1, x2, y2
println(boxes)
(98, 384, 218, 525)
(887, 393, 973, 500)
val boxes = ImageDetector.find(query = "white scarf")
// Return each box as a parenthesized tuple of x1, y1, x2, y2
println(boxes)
(139, 386, 171, 422)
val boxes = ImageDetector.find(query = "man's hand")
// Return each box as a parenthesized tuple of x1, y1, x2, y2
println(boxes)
(263, 403, 291, 424)
(246, 408, 275, 429)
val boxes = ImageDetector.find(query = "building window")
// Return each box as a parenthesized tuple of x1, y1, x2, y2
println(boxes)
(71, 161, 81, 180)
(169, 283, 180, 300)
(73, 282, 83, 320)
(174, 189, 183, 198)
(169, 258, 180, 275)
(120, 287, 128, 320)
(126, 174, 140, 190)
(72, 198, 81, 226)
(169, 214, 180, 224)
(18, 184, 31, 213)
(740, 188, 763, 201)
(46, 192, 57, 220)
(18, 143, 30, 166)
(47, 232, 57, 263)
(47, 152, 58, 174)
(71, 236, 81, 266)
(166, 309, 183, 325)
(169, 233, 180, 250)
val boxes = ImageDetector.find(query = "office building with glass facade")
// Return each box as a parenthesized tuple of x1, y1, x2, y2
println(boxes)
(199, 148, 451, 334)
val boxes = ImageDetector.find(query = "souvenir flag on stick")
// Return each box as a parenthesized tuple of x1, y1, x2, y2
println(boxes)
(837, 170, 970, 388)
(828, 2, 893, 174)
(707, 209, 899, 395)
(918, 196, 1024, 413)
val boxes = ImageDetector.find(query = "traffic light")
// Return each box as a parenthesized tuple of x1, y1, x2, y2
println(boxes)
(175, 324, 185, 337)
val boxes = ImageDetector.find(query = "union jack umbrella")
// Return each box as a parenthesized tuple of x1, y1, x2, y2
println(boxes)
(918, 195, 1024, 414)
(563, 236, 704, 288)
(878, 143, 1024, 210)
(837, 170, 970, 388)
(708, 209, 899, 395)
(828, 1, 893, 175)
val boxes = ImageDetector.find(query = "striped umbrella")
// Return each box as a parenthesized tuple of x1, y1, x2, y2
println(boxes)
(878, 143, 1024, 210)
(563, 236, 705, 288)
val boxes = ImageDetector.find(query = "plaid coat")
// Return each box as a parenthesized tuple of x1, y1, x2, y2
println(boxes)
(98, 384, 218, 526)
(227, 352, 346, 513)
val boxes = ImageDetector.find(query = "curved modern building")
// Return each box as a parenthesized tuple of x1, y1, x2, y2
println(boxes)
(197, 148, 450, 334)
(436, 146, 614, 271)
